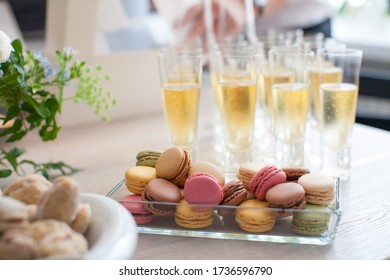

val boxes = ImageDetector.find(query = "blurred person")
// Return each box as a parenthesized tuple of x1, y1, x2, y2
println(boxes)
(256, 0, 333, 37)
(173, 0, 247, 43)
(173, 0, 333, 45)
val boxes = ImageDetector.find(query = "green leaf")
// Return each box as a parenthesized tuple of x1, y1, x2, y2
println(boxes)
(34, 90, 50, 97)
(39, 120, 60, 141)
(11, 39, 23, 54)
(21, 102, 36, 113)
(0, 169, 12, 178)
(35, 104, 51, 118)
(14, 64, 25, 76)
(22, 94, 51, 118)
(0, 119, 22, 137)
(26, 114, 42, 129)
(3, 105, 20, 124)
(32, 84, 43, 93)
(8, 147, 25, 158)
(3, 151, 18, 171)
(6, 130, 27, 142)
(40, 169, 49, 179)
(20, 159, 37, 167)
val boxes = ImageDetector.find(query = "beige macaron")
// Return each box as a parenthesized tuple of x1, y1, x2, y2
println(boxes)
(298, 173, 335, 205)
(236, 162, 266, 190)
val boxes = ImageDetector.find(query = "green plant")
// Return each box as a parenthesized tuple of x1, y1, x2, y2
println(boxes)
(0, 32, 115, 179)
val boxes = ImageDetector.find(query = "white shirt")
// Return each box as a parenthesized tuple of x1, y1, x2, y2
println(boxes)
(256, 0, 333, 31)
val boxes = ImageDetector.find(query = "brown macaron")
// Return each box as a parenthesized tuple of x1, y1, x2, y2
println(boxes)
(282, 166, 310, 182)
(265, 182, 306, 217)
(155, 147, 192, 187)
(218, 180, 247, 216)
(142, 178, 182, 216)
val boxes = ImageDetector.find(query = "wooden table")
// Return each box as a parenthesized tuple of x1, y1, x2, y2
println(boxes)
(2, 88, 390, 260)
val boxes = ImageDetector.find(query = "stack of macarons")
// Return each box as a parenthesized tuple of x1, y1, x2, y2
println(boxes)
(122, 147, 185, 224)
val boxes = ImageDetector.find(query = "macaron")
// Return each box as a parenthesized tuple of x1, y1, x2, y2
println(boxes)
(142, 178, 181, 216)
(136, 150, 162, 167)
(249, 165, 286, 200)
(218, 180, 247, 216)
(291, 204, 330, 235)
(188, 162, 225, 186)
(175, 199, 213, 229)
(235, 199, 276, 233)
(184, 173, 223, 211)
(282, 166, 310, 181)
(124, 166, 157, 195)
(120, 194, 153, 225)
(298, 173, 335, 205)
(265, 182, 306, 217)
(236, 162, 266, 190)
(155, 146, 192, 187)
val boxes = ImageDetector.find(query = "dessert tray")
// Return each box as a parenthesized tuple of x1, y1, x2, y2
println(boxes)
(106, 175, 341, 245)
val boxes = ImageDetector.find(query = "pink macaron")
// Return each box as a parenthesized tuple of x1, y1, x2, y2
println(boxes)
(184, 173, 224, 211)
(120, 194, 153, 225)
(249, 165, 286, 200)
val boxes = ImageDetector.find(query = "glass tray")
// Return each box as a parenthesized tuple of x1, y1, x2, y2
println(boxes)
(106, 175, 341, 245)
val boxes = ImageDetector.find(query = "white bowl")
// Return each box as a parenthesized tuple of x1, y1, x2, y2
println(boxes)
(81, 193, 138, 260)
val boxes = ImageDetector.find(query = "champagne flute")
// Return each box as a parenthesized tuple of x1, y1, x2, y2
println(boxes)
(214, 51, 259, 171)
(269, 48, 313, 167)
(157, 48, 203, 153)
(318, 48, 363, 181)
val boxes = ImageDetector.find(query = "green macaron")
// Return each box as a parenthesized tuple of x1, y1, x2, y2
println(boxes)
(136, 150, 162, 167)
(291, 204, 330, 236)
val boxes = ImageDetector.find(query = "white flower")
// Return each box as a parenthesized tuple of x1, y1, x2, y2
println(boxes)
(63, 47, 78, 58)
(0, 31, 14, 63)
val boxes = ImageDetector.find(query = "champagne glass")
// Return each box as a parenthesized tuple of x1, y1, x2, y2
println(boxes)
(157, 49, 203, 153)
(318, 48, 363, 181)
(208, 40, 254, 162)
(269, 48, 313, 167)
(214, 51, 259, 171)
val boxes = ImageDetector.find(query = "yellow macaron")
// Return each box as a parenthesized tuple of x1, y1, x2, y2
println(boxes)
(124, 166, 157, 195)
(235, 199, 276, 233)
(175, 199, 213, 229)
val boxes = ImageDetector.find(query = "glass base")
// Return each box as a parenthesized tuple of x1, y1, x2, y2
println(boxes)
(275, 140, 305, 167)
(305, 124, 323, 172)
(321, 146, 351, 182)
(223, 149, 250, 173)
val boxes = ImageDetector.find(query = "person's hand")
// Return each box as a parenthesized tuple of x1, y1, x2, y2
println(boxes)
(175, 0, 246, 41)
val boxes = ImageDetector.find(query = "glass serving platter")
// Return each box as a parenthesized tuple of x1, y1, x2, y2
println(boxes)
(106, 175, 341, 245)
